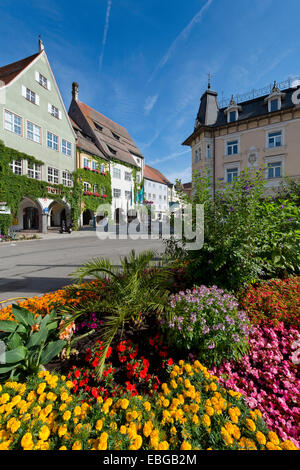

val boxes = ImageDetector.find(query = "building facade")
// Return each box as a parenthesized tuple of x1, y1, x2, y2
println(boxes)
(68, 83, 144, 225)
(183, 82, 300, 194)
(0, 40, 76, 233)
(143, 165, 171, 220)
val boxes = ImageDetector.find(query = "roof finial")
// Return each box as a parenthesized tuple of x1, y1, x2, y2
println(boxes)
(208, 72, 211, 89)
(38, 35, 44, 52)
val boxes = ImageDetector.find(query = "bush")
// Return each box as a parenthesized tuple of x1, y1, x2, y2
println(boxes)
(239, 277, 300, 328)
(159, 286, 250, 367)
(0, 361, 298, 450)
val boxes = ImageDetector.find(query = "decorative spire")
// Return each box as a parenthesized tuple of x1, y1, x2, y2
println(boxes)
(208, 72, 211, 89)
(72, 82, 79, 102)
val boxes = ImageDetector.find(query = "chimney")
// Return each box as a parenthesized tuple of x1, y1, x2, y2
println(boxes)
(38, 36, 44, 52)
(72, 82, 79, 102)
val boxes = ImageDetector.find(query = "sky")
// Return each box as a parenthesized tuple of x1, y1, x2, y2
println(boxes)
(0, 0, 299, 183)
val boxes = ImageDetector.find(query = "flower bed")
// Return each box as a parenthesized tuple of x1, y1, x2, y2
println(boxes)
(0, 361, 298, 450)
(239, 277, 300, 328)
(211, 321, 300, 448)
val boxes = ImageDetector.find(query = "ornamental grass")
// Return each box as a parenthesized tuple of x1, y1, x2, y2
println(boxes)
(0, 360, 298, 450)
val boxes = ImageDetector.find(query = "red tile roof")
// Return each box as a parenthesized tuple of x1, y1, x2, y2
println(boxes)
(144, 165, 171, 185)
(0, 52, 42, 86)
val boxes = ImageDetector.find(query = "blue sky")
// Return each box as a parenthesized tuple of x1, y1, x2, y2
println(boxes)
(0, 0, 299, 183)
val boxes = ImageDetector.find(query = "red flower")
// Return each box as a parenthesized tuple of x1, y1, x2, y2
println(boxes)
(74, 370, 81, 379)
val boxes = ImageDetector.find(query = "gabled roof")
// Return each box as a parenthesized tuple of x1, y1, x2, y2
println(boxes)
(144, 165, 171, 186)
(0, 52, 42, 86)
(72, 100, 143, 167)
(69, 117, 106, 159)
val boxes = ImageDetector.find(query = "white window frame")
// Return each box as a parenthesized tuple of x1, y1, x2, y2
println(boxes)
(83, 157, 90, 168)
(62, 139, 72, 156)
(224, 162, 240, 183)
(228, 110, 238, 123)
(206, 143, 212, 160)
(93, 184, 99, 193)
(83, 182, 90, 192)
(4, 109, 22, 136)
(48, 167, 59, 184)
(9, 159, 22, 175)
(267, 130, 283, 149)
(125, 171, 131, 181)
(100, 163, 105, 173)
(35, 71, 51, 90)
(113, 188, 121, 198)
(125, 190, 131, 200)
(26, 121, 41, 144)
(48, 103, 62, 120)
(62, 171, 73, 187)
(194, 146, 201, 163)
(226, 139, 239, 156)
(92, 161, 98, 170)
(113, 167, 121, 179)
(47, 131, 59, 151)
(264, 155, 285, 181)
(28, 163, 41, 180)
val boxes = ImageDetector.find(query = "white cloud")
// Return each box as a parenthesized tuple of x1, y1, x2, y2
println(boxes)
(144, 94, 158, 115)
(149, 149, 190, 165)
(99, 0, 113, 73)
(148, 0, 213, 82)
(165, 165, 192, 184)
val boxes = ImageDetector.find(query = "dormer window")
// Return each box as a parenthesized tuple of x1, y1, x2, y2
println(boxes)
(265, 82, 285, 112)
(225, 96, 241, 123)
(94, 122, 103, 132)
(112, 132, 120, 140)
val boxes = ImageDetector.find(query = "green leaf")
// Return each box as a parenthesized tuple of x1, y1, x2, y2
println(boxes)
(27, 327, 49, 349)
(5, 346, 27, 364)
(7, 332, 22, 350)
(0, 364, 19, 374)
(12, 305, 35, 327)
(40, 340, 66, 365)
(0, 320, 17, 333)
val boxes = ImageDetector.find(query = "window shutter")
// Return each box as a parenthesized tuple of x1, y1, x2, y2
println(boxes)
(35, 71, 39, 82)
(48, 103, 52, 113)
(21, 85, 26, 97)
(58, 110, 62, 120)
(47, 81, 51, 91)
(36, 94, 40, 106)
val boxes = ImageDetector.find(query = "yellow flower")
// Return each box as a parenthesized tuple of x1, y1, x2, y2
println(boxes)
(120, 425, 127, 435)
(39, 425, 50, 441)
(202, 414, 211, 427)
(210, 382, 217, 392)
(59, 446, 67, 450)
(72, 440, 82, 450)
(170, 426, 177, 436)
(180, 441, 192, 450)
(256, 431, 266, 446)
(120, 398, 129, 410)
(158, 441, 169, 450)
(280, 440, 299, 451)
(60, 392, 69, 401)
(74, 405, 81, 417)
(96, 419, 103, 431)
(37, 383, 47, 395)
(63, 410, 71, 421)
(58, 424, 68, 437)
(143, 401, 151, 412)
(21, 432, 34, 450)
(246, 418, 256, 432)
(268, 431, 279, 446)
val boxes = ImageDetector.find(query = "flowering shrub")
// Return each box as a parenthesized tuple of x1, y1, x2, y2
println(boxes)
(239, 277, 300, 328)
(160, 286, 250, 367)
(211, 321, 300, 448)
(0, 361, 298, 450)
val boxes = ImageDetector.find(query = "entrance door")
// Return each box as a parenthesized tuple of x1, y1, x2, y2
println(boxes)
(23, 207, 39, 230)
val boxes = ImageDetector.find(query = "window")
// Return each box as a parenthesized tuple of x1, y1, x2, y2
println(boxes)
(83, 158, 90, 168)
(113, 167, 121, 179)
(62, 139, 72, 156)
(206, 144, 211, 159)
(270, 99, 279, 112)
(9, 159, 22, 175)
(108, 145, 117, 155)
(125, 190, 131, 200)
(48, 167, 59, 184)
(27, 122, 41, 143)
(229, 110, 237, 122)
(93, 184, 99, 193)
(83, 182, 90, 192)
(164, 195, 166, 200)
(227, 140, 239, 155)
(26, 88, 36, 104)
(195, 148, 201, 162)
(112, 132, 120, 140)
(51, 105, 59, 119)
(100, 163, 105, 173)
(125, 171, 131, 181)
(4, 110, 22, 135)
(94, 122, 103, 132)
(39, 74, 48, 89)
(62, 171, 73, 187)
(47, 131, 58, 151)
(268, 131, 282, 148)
(267, 162, 282, 179)
(136, 174, 141, 183)
(113, 188, 121, 198)
(226, 167, 238, 183)
(159, 195, 162, 200)
(28, 163, 41, 180)
(153, 194, 156, 199)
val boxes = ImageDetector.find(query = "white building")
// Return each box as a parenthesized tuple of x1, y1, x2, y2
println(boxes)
(143, 165, 171, 220)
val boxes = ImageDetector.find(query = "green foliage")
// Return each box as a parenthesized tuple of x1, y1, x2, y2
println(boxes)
(176, 168, 300, 291)
(67, 250, 172, 378)
(0, 306, 66, 381)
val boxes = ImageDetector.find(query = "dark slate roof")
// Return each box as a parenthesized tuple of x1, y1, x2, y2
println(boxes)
(0, 52, 42, 85)
(70, 117, 106, 159)
(213, 87, 297, 126)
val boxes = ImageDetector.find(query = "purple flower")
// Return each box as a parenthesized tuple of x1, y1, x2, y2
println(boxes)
(207, 341, 216, 349)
